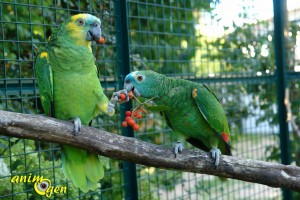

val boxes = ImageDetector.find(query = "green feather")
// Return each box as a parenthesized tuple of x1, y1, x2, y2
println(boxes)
(85, 153, 104, 183)
(35, 49, 53, 116)
(62, 146, 87, 189)
(62, 146, 104, 192)
(144, 104, 169, 111)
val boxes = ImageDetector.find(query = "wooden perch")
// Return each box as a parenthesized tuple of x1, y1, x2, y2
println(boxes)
(0, 110, 299, 192)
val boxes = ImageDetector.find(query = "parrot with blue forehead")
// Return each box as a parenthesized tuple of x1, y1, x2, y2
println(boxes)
(35, 13, 123, 192)
(123, 70, 232, 166)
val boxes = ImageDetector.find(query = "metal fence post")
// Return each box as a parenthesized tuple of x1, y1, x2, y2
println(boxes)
(273, 0, 292, 199)
(114, 0, 139, 200)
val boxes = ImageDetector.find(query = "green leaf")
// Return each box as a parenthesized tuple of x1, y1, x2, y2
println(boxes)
(0, 141, 7, 150)
(10, 138, 21, 147)
(11, 160, 24, 171)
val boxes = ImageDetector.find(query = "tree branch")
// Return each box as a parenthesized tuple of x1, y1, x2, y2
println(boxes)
(0, 110, 299, 192)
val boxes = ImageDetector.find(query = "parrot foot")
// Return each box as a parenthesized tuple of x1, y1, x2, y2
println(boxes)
(71, 117, 82, 135)
(110, 89, 129, 104)
(210, 147, 222, 167)
(174, 142, 184, 158)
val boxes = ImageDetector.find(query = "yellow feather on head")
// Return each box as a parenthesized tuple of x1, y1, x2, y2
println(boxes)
(65, 13, 101, 47)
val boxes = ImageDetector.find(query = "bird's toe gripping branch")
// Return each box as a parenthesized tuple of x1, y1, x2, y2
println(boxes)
(210, 147, 222, 166)
(174, 142, 184, 158)
(110, 89, 129, 104)
(71, 117, 82, 135)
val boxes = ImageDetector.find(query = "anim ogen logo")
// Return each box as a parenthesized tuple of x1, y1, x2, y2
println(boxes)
(10, 173, 67, 198)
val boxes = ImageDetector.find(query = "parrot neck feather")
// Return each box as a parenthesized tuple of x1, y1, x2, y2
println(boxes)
(154, 76, 189, 106)
(48, 30, 95, 74)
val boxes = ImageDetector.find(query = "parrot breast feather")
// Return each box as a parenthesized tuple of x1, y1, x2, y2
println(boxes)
(35, 50, 53, 116)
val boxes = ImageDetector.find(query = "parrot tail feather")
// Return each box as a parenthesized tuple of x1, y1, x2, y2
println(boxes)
(225, 143, 232, 156)
(61, 145, 104, 193)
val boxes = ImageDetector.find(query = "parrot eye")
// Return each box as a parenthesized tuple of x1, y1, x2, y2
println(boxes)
(77, 18, 85, 26)
(137, 75, 143, 81)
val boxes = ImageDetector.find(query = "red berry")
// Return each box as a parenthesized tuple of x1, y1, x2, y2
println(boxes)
(120, 93, 126, 101)
(132, 124, 139, 130)
(125, 111, 132, 116)
(122, 121, 128, 127)
(99, 37, 105, 44)
(136, 113, 143, 119)
(125, 116, 132, 122)
(128, 119, 135, 126)
(133, 111, 138, 117)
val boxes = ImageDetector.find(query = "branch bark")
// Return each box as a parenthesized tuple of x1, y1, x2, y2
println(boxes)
(0, 110, 299, 192)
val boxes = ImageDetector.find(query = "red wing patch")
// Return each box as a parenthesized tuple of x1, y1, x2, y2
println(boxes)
(221, 132, 230, 143)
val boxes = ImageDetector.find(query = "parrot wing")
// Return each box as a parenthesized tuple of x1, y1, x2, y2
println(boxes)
(160, 111, 173, 130)
(192, 84, 231, 147)
(159, 86, 212, 153)
(35, 50, 53, 116)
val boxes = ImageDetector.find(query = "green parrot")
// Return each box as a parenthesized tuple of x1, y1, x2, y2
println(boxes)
(35, 14, 122, 192)
(123, 70, 232, 166)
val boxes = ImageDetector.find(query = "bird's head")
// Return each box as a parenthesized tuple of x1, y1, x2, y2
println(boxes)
(124, 70, 165, 98)
(63, 13, 103, 46)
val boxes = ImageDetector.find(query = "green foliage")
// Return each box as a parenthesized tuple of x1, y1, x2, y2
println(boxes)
(289, 80, 300, 166)
(206, 17, 300, 167)
(0, 136, 131, 199)
(0, 137, 78, 199)
(128, 0, 220, 74)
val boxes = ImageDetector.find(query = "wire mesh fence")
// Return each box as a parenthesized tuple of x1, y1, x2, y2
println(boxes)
(0, 0, 299, 199)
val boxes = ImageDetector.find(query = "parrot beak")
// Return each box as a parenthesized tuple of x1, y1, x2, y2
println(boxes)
(86, 22, 103, 44)
(124, 84, 140, 97)
(124, 74, 132, 91)
(124, 83, 133, 92)
(124, 74, 141, 96)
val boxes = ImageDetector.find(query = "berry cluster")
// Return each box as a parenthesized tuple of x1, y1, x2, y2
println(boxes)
(120, 91, 148, 131)
(122, 111, 139, 130)
(121, 108, 149, 130)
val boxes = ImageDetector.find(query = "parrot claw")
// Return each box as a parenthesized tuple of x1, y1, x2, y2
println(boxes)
(72, 117, 82, 135)
(110, 89, 129, 104)
(174, 142, 184, 158)
(210, 147, 222, 167)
